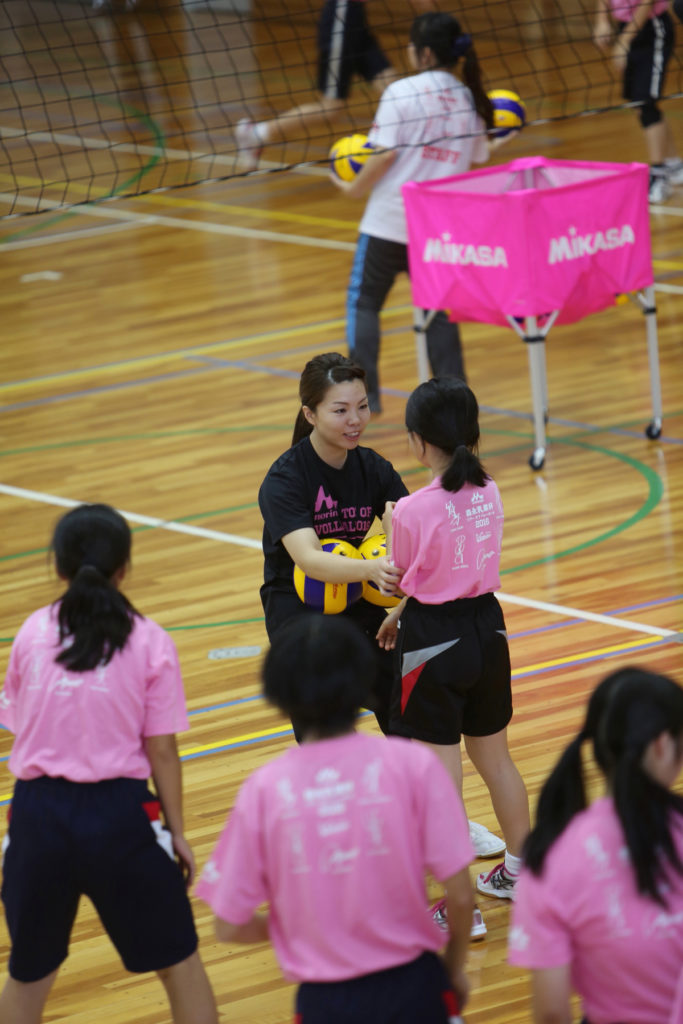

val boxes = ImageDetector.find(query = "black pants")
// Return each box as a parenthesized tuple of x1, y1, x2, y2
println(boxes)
(346, 233, 465, 411)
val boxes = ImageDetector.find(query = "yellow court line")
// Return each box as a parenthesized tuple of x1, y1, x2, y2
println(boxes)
(652, 259, 683, 271)
(0, 173, 358, 231)
(511, 634, 661, 677)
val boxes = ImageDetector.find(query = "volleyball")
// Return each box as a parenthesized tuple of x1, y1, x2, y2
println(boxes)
(358, 533, 401, 608)
(293, 539, 363, 613)
(329, 134, 375, 182)
(488, 89, 526, 137)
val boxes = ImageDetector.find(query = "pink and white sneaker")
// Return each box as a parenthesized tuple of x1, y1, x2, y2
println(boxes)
(432, 898, 487, 941)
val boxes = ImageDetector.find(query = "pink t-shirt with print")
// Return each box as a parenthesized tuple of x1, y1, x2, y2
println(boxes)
(197, 732, 474, 982)
(391, 476, 503, 604)
(509, 797, 683, 1024)
(0, 604, 189, 782)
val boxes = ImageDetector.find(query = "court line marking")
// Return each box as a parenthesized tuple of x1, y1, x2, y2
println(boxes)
(0, 482, 676, 640)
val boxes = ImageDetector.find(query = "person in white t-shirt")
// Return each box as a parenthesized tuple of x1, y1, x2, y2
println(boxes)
(509, 666, 683, 1024)
(331, 12, 495, 413)
(197, 614, 475, 1024)
(0, 503, 217, 1024)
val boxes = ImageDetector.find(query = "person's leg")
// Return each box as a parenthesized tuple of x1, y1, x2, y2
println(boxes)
(346, 235, 403, 412)
(464, 729, 530, 858)
(156, 951, 218, 1024)
(0, 970, 58, 1024)
(425, 312, 466, 382)
(418, 740, 463, 795)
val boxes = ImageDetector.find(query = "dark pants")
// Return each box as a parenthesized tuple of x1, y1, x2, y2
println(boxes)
(346, 233, 465, 412)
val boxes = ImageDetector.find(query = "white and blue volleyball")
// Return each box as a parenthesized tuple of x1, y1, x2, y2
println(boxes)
(293, 539, 363, 614)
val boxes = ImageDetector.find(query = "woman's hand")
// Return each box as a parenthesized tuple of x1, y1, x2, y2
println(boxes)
(376, 603, 404, 650)
(364, 555, 403, 595)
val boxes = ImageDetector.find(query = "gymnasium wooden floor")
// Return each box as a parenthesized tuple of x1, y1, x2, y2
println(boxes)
(1, 1, 682, 1021)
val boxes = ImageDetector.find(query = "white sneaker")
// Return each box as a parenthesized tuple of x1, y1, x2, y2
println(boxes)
(234, 119, 263, 171)
(665, 159, 683, 185)
(468, 819, 506, 858)
(432, 898, 487, 941)
(477, 861, 517, 901)
(649, 172, 671, 204)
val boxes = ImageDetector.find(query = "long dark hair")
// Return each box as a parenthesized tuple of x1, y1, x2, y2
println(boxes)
(405, 377, 487, 493)
(410, 12, 494, 131)
(524, 667, 683, 905)
(263, 615, 374, 738)
(291, 352, 367, 446)
(52, 503, 138, 671)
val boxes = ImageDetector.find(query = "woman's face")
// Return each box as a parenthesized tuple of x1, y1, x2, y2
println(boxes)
(304, 379, 370, 463)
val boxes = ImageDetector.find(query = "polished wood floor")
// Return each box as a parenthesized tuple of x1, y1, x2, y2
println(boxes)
(1, 2, 682, 1022)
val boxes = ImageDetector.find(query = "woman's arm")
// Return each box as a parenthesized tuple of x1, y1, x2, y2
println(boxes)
(283, 527, 403, 593)
(330, 147, 397, 200)
(440, 867, 475, 1011)
(530, 966, 573, 1024)
(145, 732, 196, 885)
(215, 912, 269, 944)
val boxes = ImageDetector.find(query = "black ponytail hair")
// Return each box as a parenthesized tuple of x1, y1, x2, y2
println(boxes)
(52, 503, 139, 672)
(410, 12, 494, 131)
(263, 615, 374, 738)
(291, 352, 367, 446)
(524, 667, 683, 905)
(405, 377, 487, 493)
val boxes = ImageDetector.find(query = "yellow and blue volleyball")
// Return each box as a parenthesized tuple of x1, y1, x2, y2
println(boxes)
(488, 89, 526, 138)
(358, 533, 401, 608)
(293, 539, 363, 614)
(329, 134, 375, 182)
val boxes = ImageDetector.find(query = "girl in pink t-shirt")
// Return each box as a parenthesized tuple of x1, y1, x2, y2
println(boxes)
(0, 504, 216, 1024)
(378, 378, 530, 921)
(197, 614, 475, 1024)
(510, 667, 683, 1024)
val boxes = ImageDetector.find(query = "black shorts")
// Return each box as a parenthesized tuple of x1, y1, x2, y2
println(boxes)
(389, 592, 512, 744)
(295, 951, 459, 1024)
(317, 0, 391, 100)
(619, 13, 674, 103)
(1, 776, 198, 982)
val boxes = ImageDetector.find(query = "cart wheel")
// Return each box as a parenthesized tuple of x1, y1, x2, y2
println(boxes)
(645, 421, 662, 440)
(529, 448, 545, 471)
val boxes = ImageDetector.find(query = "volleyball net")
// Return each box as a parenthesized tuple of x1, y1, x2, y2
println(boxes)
(2, 0, 682, 218)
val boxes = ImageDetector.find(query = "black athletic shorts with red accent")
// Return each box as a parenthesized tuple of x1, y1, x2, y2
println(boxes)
(389, 592, 513, 744)
(317, 0, 391, 100)
(295, 951, 460, 1024)
(1, 776, 198, 982)
(618, 13, 674, 103)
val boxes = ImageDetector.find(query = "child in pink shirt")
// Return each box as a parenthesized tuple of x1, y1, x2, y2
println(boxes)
(0, 503, 216, 1024)
(197, 614, 475, 1024)
(509, 667, 683, 1024)
(378, 378, 530, 926)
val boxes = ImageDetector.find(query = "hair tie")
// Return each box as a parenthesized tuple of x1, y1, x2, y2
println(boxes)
(452, 33, 472, 58)
(77, 563, 101, 576)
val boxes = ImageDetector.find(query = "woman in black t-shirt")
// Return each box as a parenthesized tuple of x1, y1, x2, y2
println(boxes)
(259, 352, 407, 735)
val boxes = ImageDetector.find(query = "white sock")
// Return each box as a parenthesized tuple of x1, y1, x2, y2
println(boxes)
(504, 851, 522, 878)
(665, 157, 683, 167)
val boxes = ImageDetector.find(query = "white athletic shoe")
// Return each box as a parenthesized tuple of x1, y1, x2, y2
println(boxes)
(468, 819, 506, 858)
(649, 172, 671, 204)
(234, 118, 263, 171)
(665, 159, 683, 185)
(432, 899, 487, 941)
(477, 861, 517, 901)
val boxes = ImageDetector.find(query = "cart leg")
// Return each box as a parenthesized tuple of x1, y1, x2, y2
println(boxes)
(525, 318, 547, 469)
(642, 285, 663, 439)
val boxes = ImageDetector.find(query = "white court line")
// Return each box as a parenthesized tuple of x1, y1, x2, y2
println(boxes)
(0, 125, 329, 177)
(0, 192, 355, 252)
(496, 590, 676, 639)
(0, 484, 262, 551)
(1, 482, 676, 637)
(2, 217, 152, 251)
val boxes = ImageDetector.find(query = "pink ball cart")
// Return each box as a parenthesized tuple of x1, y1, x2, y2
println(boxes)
(403, 156, 663, 470)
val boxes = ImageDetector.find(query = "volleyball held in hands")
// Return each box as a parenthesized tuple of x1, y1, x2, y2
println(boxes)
(329, 134, 375, 182)
(293, 539, 363, 613)
(488, 89, 526, 138)
(358, 534, 401, 608)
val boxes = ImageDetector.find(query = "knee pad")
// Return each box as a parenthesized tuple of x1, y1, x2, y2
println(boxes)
(640, 100, 662, 129)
